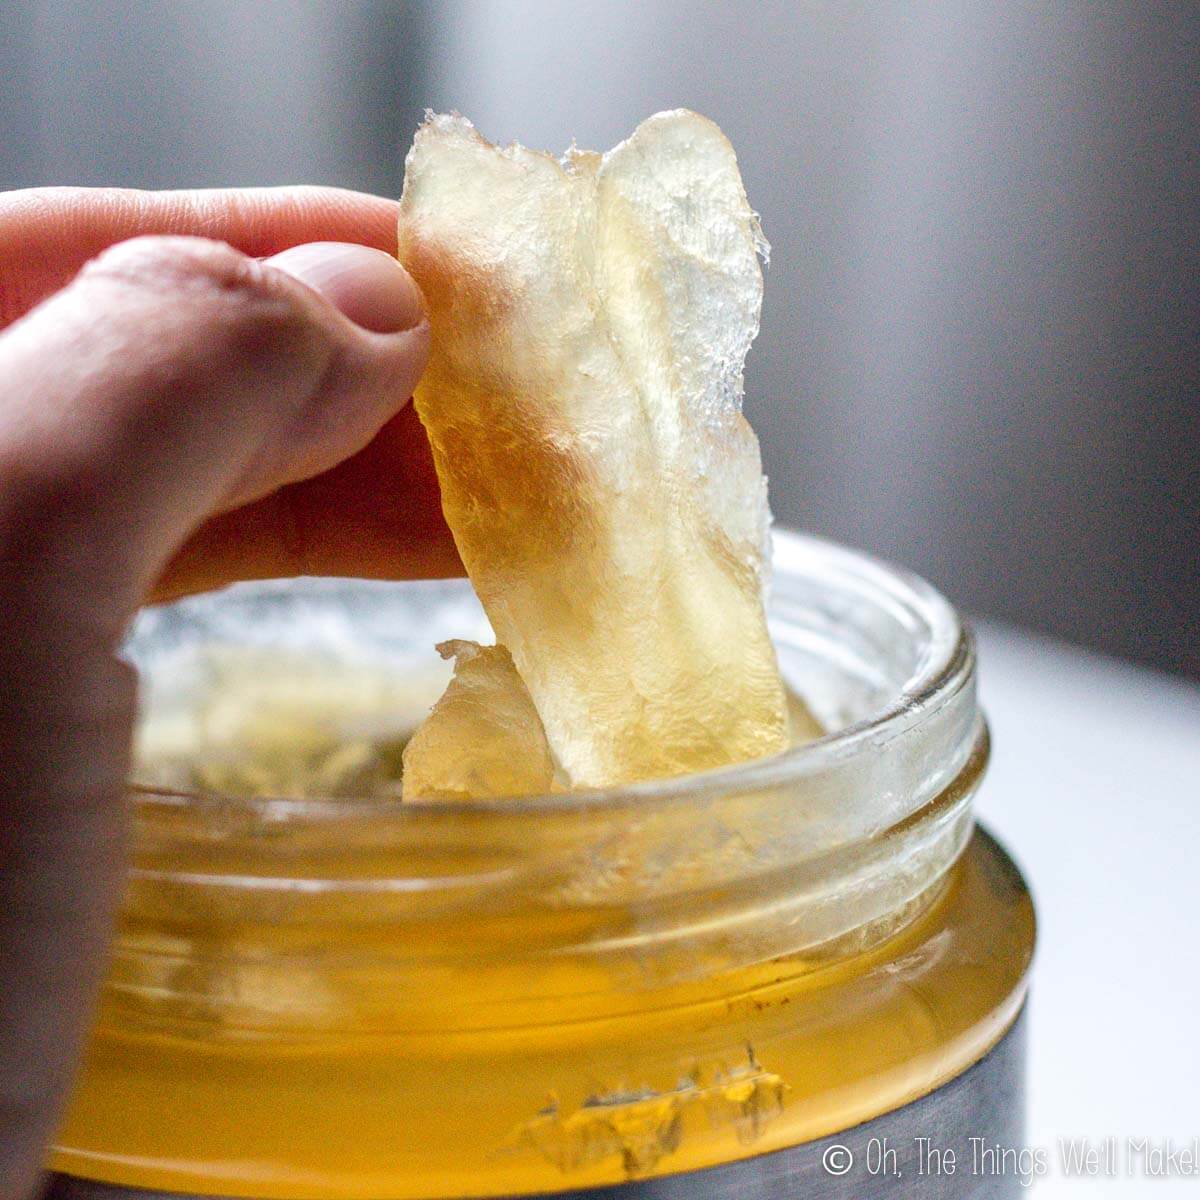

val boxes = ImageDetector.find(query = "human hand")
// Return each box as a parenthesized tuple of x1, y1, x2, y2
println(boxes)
(0, 186, 458, 1198)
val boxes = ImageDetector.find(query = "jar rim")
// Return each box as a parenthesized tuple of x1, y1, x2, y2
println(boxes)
(130, 530, 969, 821)
(114, 531, 985, 1013)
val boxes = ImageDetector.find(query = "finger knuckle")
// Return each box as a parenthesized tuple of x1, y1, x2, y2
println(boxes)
(86, 234, 249, 293)
(83, 236, 326, 371)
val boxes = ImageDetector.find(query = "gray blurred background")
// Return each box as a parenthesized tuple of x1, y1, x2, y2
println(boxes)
(2, 0, 1197, 676)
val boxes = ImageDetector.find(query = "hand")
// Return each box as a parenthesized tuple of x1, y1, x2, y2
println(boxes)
(0, 186, 459, 1198)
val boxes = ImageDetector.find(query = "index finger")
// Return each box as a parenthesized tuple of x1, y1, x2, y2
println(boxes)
(0, 186, 399, 328)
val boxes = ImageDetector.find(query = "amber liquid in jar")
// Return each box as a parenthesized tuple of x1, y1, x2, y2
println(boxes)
(54, 834, 1031, 1198)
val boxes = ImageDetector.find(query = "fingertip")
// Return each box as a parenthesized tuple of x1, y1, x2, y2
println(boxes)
(266, 242, 427, 335)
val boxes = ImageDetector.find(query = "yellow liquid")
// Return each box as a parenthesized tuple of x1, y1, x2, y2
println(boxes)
(52, 828, 1033, 1198)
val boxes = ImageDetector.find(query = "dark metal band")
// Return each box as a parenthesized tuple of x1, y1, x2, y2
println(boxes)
(48, 1006, 1026, 1200)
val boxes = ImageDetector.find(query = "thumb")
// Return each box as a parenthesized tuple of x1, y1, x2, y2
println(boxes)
(0, 234, 428, 634)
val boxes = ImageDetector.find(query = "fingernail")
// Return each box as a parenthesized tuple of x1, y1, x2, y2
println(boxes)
(266, 242, 425, 334)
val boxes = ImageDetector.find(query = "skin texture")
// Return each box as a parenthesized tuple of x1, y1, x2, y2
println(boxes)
(0, 187, 459, 1200)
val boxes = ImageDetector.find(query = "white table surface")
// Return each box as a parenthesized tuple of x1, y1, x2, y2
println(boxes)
(972, 622, 1200, 1194)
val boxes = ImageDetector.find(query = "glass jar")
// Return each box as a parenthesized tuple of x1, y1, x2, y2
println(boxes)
(49, 532, 1035, 1199)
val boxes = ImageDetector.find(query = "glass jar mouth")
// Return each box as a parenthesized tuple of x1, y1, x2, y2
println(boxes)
(128, 530, 969, 820)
